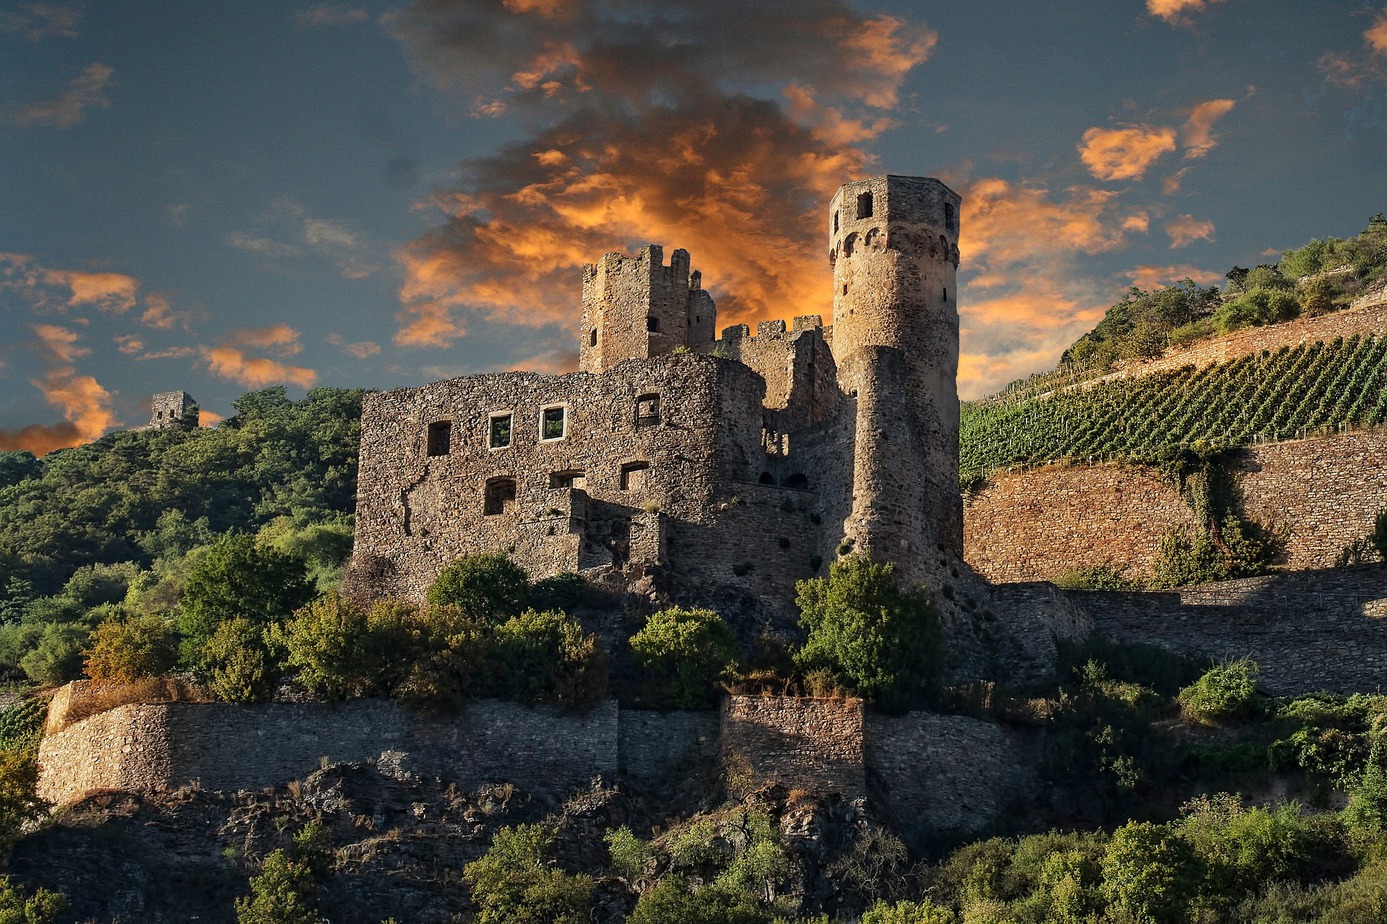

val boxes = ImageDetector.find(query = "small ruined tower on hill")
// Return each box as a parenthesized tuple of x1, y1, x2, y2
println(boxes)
(147, 391, 198, 430)
(829, 176, 963, 583)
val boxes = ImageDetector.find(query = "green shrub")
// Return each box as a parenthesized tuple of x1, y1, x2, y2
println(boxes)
(18, 624, 86, 686)
(83, 612, 177, 683)
(794, 556, 943, 712)
(490, 609, 608, 709)
(277, 596, 414, 702)
(235, 849, 316, 924)
(604, 826, 650, 881)
(1052, 566, 1135, 591)
(626, 877, 772, 924)
(463, 824, 594, 924)
(397, 604, 492, 711)
(200, 618, 279, 703)
(860, 900, 958, 923)
(426, 553, 530, 625)
(1178, 659, 1260, 724)
(1343, 747, 1387, 836)
(177, 534, 313, 664)
(0, 699, 45, 754)
(0, 876, 66, 923)
(0, 748, 45, 855)
(629, 607, 738, 709)
(1101, 821, 1198, 924)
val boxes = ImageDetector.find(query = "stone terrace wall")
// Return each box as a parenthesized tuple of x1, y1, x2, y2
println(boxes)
(40, 698, 619, 807)
(1076, 565, 1387, 695)
(618, 710, 720, 783)
(719, 696, 866, 800)
(966, 429, 1387, 583)
(965, 461, 1194, 583)
(865, 713, 1038, 838)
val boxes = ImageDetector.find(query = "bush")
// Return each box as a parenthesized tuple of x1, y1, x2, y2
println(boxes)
(1178, 659, 1260, 724)
(490, 609, 608, 709)
(235, 819, 331, 924)
(426, 553, 530, 624)
(277, 596, 413, 702)
(794, 556, 943, 712)
(177, 534, 313, 663)
(629, 607, 738, 709)
(0, 748, 45, 855)
(1101, 821, 1198, 924)
(84, 612, 177, 683)
(200, 618, 279, 703)
(397, 605, 492, 711)
(1343, 747, 1387, 836)
(626, 877, 772, 924)
(463, 824, 594, 924)
(0, 877, 65, 923)
(860, 900, 958, 923)
(17, 624, 86, 686)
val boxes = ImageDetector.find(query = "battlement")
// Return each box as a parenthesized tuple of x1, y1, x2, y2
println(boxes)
(579, 245, 717, 373)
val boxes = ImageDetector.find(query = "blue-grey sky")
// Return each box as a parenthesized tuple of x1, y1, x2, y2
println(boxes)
(2, 0, 1385, 452)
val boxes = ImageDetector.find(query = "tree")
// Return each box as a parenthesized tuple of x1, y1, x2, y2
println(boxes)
(426, 553, 530, 624)
(794, 556, 943, 712)
(628, 607, 738, 708)
(490, 609, 608, 709)
(177, 534, 312, 663)
(0, 749, 45, 855)
(277, 596, 412, 702)
(200, 618, 279, 703)
(463, 824, 594, 924)
(84, 612, 177, 683)
(1101, 821, 1198, 924)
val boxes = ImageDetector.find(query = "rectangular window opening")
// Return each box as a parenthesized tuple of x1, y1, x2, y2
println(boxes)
(636, 393, 661, 428)
(484, 477, 516, 516)
(620, 461, 650, 492)
(427, 420, 452, 456)
(550, 469, 587, 489)
(489, 413, 513, 449)
(541, 406, 566, 441)
(856, 191, 873, 219)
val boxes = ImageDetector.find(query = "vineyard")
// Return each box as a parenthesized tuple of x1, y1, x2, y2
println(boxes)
(960, 334, 1387, 480)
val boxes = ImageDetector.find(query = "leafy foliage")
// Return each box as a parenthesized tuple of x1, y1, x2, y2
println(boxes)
(177, 534, 313, 659)
(462, 824, 594, 924)
(83, 612, 177, 683)
(235, 820, 332, 924)
(1177, 659, 1260, 725)
(794, 556, 943, 712)
(0, 877, 65, 924)
(426, 553, 530, 624)
(199, 618, 279, 703)
(489, 609, 608, 709)
(629, 607, 738, 709)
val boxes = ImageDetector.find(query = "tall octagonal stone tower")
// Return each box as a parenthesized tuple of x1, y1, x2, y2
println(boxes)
(828, 175, 963, 583)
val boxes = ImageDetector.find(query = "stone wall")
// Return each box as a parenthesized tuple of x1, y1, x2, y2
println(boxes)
(965, 429, 1387, 583)
(618, 709, 721, 783)
(720, 696, 866, 801)
(1075, 565, 1387, 695)
(865, 713, 1038, 838)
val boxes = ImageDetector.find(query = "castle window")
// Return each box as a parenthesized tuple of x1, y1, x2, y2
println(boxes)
(488, 412, 513, 449)
(636, 393, 660, 428)
(647, 316, 660, 333)
(833, 210, 839, 233)
(427, 420, 452, 456)
(540, 405, 567, 441)
(783, 473, 809, 490)
(939, 234, 949, 254)
(759, 472, 774, 485)
(483, 477, 516, 516)
(620, 461, 650, 492)
(590, 328, 598, 347)
(843, 232, 857, 257)
(945, 202, 956, 231)
(856, 192, 873, 219)
(942, 286, 948, 301)
(550, 469, 586, 489)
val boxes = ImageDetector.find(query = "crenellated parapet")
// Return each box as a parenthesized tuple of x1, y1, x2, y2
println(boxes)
(579, 245, 717, 373)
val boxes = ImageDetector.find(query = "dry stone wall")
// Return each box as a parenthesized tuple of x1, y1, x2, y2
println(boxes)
(965, 429, 1387, 583)
(720, 696, 866, 801)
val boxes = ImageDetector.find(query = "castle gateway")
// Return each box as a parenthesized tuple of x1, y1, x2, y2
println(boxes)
(350, 176, 963, 606)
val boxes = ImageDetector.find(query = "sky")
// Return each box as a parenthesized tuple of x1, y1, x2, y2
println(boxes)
(2, 0, 1386, 454)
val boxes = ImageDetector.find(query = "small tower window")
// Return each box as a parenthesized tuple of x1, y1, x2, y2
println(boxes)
(427, 420, 452, 456)
(783, 473, 809, 490)
(944, 202, 956, 231)
(856, 192, 873, 219)
(636, 393, 660, 427)
(833, 210, 839, 233)
(540, 405, 567, 441)
(483, 477, 516, 516)
(620, 461, 650, 492)
(942, 286, 948, 301)
(489, 412, 513, 449)
(759, 472, 774, 485)
(590, 328, 598, 347)
(646, 316, 660, 333)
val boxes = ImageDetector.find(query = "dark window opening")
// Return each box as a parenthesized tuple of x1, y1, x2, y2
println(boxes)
(843, 232, 857, 257)
(842, 284, 848, 296)
(484, 477, 516, 516)
(833, 210, 839, 233)
(856, 192, 873, 219)
(646, 316, 660, 333)
(590, 328, 598, 347)
(783, 473, 809, 490)
(620, 461, 650, 492)
(636, 393, 660, 427)
(759, 471, 774, 485)
(550, 469, 586, 489)
(541, 406, 566, 440)
(489, 413, 512, 449)
(939, 234, 949, 254)
(942, 286, 948, 301)
(944, 202, 956, 231)
(427, 420, 452, 456)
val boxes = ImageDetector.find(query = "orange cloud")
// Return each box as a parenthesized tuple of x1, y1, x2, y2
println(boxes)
(202, 325, 316, 388)
(1122, 212, 1151, 233)
(1368, 14, 1387, 56)
(199, 409, 224, 427)
(0, 323, 119, 454)
(31, 323, 88, 363)
(32, 366, 119, 441)
(1166, 214, 1216, 248)
(0, 422, 83, 456)
(41, 268, 138, 312)
(959, 288, 1109, 400)
(1182, 97, 1239, 158)
(964, 178, 1127, 266)
(1078, 125, 1177, 181)
(140, 293, 179, 329)
(1147, 0, 1223, 25)
(1125, 264, 1224, 290)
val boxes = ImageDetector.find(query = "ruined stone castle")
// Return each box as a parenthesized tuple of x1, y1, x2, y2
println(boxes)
(351, 175, 965, 606)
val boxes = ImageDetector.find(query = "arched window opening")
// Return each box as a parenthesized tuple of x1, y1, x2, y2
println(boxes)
(484, 477, 516, 516)
(783, 473, 809, 490)
(636, 393, 660, 428)
(944, 202, 956, 231)
(843, 232, 858, 257)
(759, 471, 774, 485)
(620, 461, 650, 492)
(427, 420, 452, 456)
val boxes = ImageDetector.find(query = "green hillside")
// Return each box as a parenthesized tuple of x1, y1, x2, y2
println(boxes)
(961, 334, 1387, 481)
